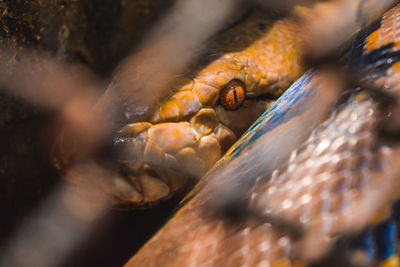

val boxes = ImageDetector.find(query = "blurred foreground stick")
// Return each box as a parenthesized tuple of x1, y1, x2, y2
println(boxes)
(297, 0, 398, 65)
(0, 0, 239, 266)
(0, 1, 398, 267)
(203, 0, 399, 236)
(0, 162, 111, 267)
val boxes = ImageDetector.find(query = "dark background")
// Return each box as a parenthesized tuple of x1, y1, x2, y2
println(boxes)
(0, 1, 191, 266)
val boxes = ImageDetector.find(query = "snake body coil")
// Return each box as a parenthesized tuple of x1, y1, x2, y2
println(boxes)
(125, 3, 400, 266)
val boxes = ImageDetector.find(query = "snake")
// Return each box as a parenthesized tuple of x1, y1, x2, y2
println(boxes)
(124, 3, 400, 267)
(103, 8, 307, 206)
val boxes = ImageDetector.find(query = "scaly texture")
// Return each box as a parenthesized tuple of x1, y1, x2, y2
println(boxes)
(109, 9, 306, 206)
(126, 3, 400, 266)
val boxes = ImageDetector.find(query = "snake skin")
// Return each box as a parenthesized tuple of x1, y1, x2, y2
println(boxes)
(105, 9, 307, 206)
(125, 3, 400, 267)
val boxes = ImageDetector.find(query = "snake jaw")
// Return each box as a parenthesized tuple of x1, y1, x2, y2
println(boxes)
(54, 105, 238, 207)
(109, 116, 238, 206)
(111, 163, 188, 207)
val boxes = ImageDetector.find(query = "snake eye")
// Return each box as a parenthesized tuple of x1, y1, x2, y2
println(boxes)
(219, 79, 246, 110)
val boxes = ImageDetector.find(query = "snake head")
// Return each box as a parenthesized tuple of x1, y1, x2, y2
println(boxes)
(105, 14, 304, 207)
(53, 10, 305, 208)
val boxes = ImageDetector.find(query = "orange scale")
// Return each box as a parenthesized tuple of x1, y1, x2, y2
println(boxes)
(159, 101, 180, 122)
(393, 40, 400, 51)
(172, 91, 201, 117)
(380, 32, 395, 48)
(364, 29, 381, 53)
(192, 82, 219, 107)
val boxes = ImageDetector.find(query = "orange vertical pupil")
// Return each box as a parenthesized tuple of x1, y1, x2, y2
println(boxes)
(220, 79, 246, 110)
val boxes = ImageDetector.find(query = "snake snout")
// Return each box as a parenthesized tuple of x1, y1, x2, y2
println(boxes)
(111, 162, 187, 206)
(108, 117, 238, 206)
